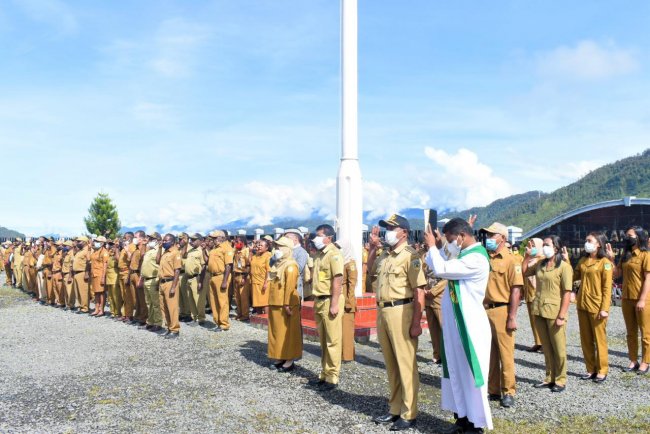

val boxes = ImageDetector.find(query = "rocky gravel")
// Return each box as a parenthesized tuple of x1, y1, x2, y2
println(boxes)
(1, 275, 649, 433)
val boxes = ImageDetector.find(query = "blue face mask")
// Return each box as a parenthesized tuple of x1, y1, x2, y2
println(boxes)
(486, 239, 499, 251)
(162, 241, 173, 250)
(530, 248, 538, 256)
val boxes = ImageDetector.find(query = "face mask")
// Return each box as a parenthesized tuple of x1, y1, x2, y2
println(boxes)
(162, 241, 173, 250)
(62, 247, 69, 253)
(93, 242, 102, 249)
(235, 241, 244, 250)
(384, 230, 399, 247)
(147, 241, 158, 249)
(77, 242, 84, 249)
(123, 239, 130, 245)
(313, 236, 326, 250)
(485, 239, 499, 252)
(530, 248, 538, 257)
(542, 245, 555, 259)
(274, 249, 284, 260)
(132, 238, 139, 246)
(584, 242, 597, 254)
(625, 236, 637, 248)
(446, 238, 462, 257)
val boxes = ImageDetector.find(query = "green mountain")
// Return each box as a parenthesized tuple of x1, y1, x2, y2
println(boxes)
(0, 226, 25, 239)
(442, 149, 650, 232)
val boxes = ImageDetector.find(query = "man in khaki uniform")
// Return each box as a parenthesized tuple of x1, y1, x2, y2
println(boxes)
(72, 236, 91, 313)
(424, 260, 446, 364)
(184, 233, 206, 324)
(480, 222, 523, 408)
(42, 238, 56, 305)
(3, 241, 14, 287)
(52, 240, 64, 307)
(118, 232, 136, 321)
(156, 233, 183, 338)
(139, 232, 162, 333)
(177, 233, 192, 322)
(61, 241, 75, 310)
(306, 224, 345, 392)
(207, 230, 234, 331)
(130, 231, 147, 326)
(368, 215, 426, 431)
(12, 239, 24, 290)
(232, 237, 251, 321)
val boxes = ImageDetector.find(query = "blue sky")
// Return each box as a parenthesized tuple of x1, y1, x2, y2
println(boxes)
(1, 0, 649, 235)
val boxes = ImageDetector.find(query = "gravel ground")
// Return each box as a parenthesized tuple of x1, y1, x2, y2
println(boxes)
(1, 275, 649, 433)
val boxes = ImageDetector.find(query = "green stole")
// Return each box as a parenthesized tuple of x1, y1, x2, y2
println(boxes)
(440, 244, 490, 388)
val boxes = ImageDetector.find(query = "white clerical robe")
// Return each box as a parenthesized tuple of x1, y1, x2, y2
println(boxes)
(426, 242, 493, 430)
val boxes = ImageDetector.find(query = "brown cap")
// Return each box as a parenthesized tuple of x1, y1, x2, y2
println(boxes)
(147, 231, 162, 240)
(76, 236, 89, 242)
(179, 232, 189, 240)
(274, 236, 294, 249)
(95, 236, 107, 243)
(263, 235, 274, 242)
(55, 239, 64, 246)
(63, 240, 74, 247)
(378, 214, 410, 230)
(15, 237, 22, 242)
(480, 222, 508, 237)
(189, 233, 203, 240)
(209, 230, 226, 238)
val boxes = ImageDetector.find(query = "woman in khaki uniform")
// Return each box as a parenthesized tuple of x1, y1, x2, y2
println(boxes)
(267, 237, 302, 372)
(338, 239, 358, 362)
(90, 237, 109, 317)
(607, 226, 650, 374)
(250, 239, 271, 314)
(61, 241, 75, 310)
(23, 244, 36, 299)
(106, 240, 122, 318)
(524, 238, 544, 352)
(523, 235, 573, 392)
(574, 232, 612, 382)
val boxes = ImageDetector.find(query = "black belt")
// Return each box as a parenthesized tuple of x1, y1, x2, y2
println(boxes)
(187, 273, 200, 279)
(130, 270, 140, 274)
(144, 276, 157, 281)
(160, 277, 174, 283)
(73, 270, 85, 275)
(377, 298, 413, 308)
(234, 272, 247, 275)
(314, 295, 331, 301)
(484, 302, 508, 310)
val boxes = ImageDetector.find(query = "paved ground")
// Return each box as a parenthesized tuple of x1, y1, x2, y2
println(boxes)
(0, 277, 649, 433)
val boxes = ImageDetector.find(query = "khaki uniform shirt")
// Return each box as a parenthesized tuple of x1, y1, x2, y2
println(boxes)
(160, 246, 182, 279)
(574, 256, 613, 313)
(268, 258, 300, 307)
(312, 243, 344, 297)
(12, 247, 23, 268)
(343, 260, 358, 311)
(129, 245, 143, 272)
(90, 248, 109, 279)
(106, 255, 119, 285)
(250, 252, 271, 285)
(118, 243, 136, 272)
(233, 248, 250, 273)
(621, 249, 650, 300)
(375, 243, 427, 302)
(140, 248, 160, 279)
(485, 248, 524, 304)
(42, 246, 55, 269)
(72, 247, 90, 273)
(527, 260, 573, 319)
(207, 242, 234, 275)
(62, 252, 73, 274)
(184, 246, 204, 276)
(52, 251, 63, 273)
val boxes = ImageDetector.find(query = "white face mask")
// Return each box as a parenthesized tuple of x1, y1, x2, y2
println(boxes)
(446, 238, 462, 257)
(313, 236, 326, 250)
(93, 242, 102, 249)
(384, 230, 399, 247)
(274, 249, 284, 260)
(542, 245, 555, 259)
(147, 241, 158, 249)
(584, 241, 597, 254)
(132, 238, 139, 246)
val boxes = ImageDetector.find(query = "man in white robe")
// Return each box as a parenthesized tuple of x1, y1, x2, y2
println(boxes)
(424, 217, 493, 433)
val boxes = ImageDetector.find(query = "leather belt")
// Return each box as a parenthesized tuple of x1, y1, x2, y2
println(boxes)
(234, 272, 247, 275)
(187, 273, 200, 279)
(160, 277, 174, 283)
(314, 295, 331, 301)
(144, 276, 158, 281)
(484, 302, 508, 310)
(377, 298, 413, 308)
(73, 270, 85, 275)
(129, 269, 140, 274)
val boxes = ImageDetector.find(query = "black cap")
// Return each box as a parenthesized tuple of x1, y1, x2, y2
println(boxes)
(378, 214, 410, 231)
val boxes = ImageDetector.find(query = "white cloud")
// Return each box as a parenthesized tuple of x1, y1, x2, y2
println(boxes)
(536, 40, 638, 80)
(513, 159, 604, 184)
(12, 0, 78, 35)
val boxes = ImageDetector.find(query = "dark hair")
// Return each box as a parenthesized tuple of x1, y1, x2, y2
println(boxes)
(622, 226, 649, 263)
(124, 231, 134, 237)
(584, 232, 608, 259)
(135, 230, 145, 238)
(165, 233, 176, 243)
(442, 218, 473, 237)
(258, 239, 270, 250)
(541, 235, 564, 268)
(315, 224, 336, 241)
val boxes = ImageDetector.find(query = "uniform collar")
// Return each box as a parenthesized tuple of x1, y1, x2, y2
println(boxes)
(390, 241, 407, 255)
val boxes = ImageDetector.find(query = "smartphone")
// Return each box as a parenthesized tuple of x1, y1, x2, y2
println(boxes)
(424, 209, 438, 231)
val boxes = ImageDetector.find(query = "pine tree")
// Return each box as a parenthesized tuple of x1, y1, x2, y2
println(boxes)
(84, 192, 121, 238)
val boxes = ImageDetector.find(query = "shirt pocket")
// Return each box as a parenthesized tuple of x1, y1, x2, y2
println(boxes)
(318, 268, 331, 283)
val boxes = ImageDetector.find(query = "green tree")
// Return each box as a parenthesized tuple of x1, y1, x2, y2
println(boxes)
(84, 192, 121, 238)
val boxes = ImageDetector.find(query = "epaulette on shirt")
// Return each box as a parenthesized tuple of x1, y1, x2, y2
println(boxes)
(405, 245, 418, 255)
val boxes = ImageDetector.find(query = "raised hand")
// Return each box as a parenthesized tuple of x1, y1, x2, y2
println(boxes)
(369, 225, 382, 249)
(467, 214, 478, 228)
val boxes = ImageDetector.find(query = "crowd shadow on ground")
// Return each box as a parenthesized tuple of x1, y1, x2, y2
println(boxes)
(239, 339, 456, 433)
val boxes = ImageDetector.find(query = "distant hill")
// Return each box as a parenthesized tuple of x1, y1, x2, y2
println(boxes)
(0, 226, 25, 239)
(442, 149, 650, 231)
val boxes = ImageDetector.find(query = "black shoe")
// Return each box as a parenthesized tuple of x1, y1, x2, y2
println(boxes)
(269, 362, 284, 370)
(160, 330, 171, 337)
(500, 394, 514, 408)
(551, 384, 565, 393)
(373, 414, 400, 424)
(137, 324, 149, 330)
(488, 393, 500, 401)
(213, 327, 224, 333)
(277, 363, 295, 373)
(622, 362, 640, 373)
(165, 332, 179, 339)
(593, 375, 607, 383)
(637, 365, 649, 375)
(306, 378, 325, 388)
(580, 373, 596, 380)
(533, 382, 554, 389)
(389, 418, 416, 431)
(318, 382, 338, 392)
(128, 319, 140, 325)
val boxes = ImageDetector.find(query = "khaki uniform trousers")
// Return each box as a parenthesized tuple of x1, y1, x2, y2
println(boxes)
(144, 278, 162, 327)
(534, 316, 567, 386)
(185, 274, 206, 322)
(315, 294, 344, 384)
(377, 302, 419, 421)
(577, 309, 608, 375)
(107, 282, 123, 317)
(52, 273, 63, 305)
(120, 272, 134, 318)
(486, 305, 516, 396)
(73, 272, 89, 312)
(342, 310, 356, 361)
(37, 271, 46, 301)
(159, 280, 179, 333)
(179, 274, 191, 318)
(425, 305, 442, 361)
(64, 275, 75, 308)
(622, 299, 650, 363)
(131, 273, 148, 323)
(14, 264, 23, 289)
(209, 274, 231, 330)
(4, 264, 13, 285)
(44, 268, 55, 304)
(233, 274, 251, 320)
(527, 302, 542, 346)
